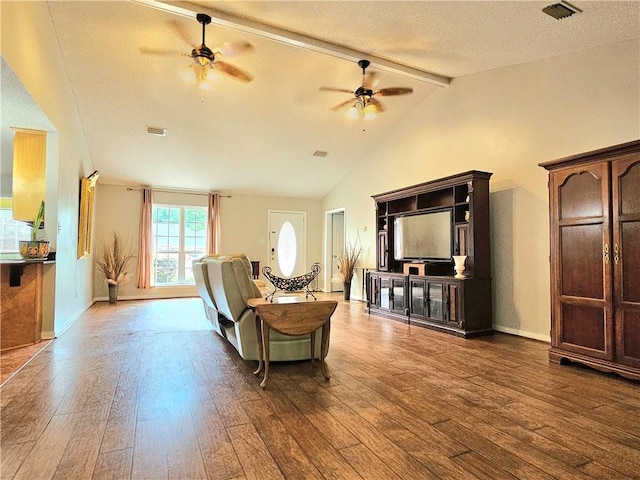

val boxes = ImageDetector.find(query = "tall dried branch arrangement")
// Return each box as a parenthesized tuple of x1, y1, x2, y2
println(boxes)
(336, 239, 362, 284)
(96, 231, 135, 285)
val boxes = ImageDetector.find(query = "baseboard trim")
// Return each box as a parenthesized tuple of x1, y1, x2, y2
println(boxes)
(93, 292, 199, 302)
(493, 324, 550, 343)
(51, 299, 96, 338)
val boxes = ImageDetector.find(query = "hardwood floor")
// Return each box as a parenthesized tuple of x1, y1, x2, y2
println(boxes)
(1, 340, 52, 385)
(1, 295, 638, 479)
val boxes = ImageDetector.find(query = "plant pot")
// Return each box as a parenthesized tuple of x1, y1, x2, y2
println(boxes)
(108, 284, 119, 305)
(343, 282, 351, 301)
(19, 240, 50, 260)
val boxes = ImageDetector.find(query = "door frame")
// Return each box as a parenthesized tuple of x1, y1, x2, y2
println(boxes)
(324, 207, 345, 292)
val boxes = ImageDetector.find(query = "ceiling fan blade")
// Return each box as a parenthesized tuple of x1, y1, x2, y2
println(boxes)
(213, 40, 254, 57)
(168, 19, 195, 48)
(369, 97, 386, 113)
(319, 86, 354, 94)
(139, 47, 186, 57)
(214, 61, 253, 82)
(330, 99, 354, 111)
(376, 87, 413, 96)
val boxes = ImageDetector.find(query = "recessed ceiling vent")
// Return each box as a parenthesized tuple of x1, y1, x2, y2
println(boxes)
(145, 126, 166, 136)
(313, 150, 328, 158)
(542, 1, 582, 20)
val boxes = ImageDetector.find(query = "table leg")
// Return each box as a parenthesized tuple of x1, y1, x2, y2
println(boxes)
(320, 319, 331, 381)
(253, 314, 263, 376)
(310, 331, 316, 370)
(260, 321, 270, 389)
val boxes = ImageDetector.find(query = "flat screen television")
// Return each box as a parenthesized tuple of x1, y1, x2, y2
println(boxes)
(394, 209, 452, 261)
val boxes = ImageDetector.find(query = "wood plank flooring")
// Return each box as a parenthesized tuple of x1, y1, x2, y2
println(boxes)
(1, 295, 638, 479)
(1, 340, 52, 384)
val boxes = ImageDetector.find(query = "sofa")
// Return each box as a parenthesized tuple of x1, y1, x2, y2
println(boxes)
(193, 254, 323, 361)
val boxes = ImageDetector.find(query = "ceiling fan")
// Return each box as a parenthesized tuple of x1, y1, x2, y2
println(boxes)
(140, 13, 254, 90)
(320, 60, 413, 120)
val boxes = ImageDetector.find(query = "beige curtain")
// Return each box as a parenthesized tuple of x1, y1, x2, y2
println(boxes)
(137, 187, 154, 289)
(207, 193, 221, 255)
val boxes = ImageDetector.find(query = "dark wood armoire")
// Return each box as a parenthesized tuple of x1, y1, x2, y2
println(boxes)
(540, 140, 640, 380)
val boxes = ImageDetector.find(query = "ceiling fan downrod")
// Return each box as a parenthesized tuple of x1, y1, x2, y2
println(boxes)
(356, 60, 373, 98)
(193, 14, 214, 65)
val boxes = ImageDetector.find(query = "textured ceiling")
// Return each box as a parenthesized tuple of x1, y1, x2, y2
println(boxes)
(2, 1, 639, 199)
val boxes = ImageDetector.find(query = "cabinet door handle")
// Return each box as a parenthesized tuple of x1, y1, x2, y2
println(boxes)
(604, 243, 610, 263)
(614, 243, 620, 265)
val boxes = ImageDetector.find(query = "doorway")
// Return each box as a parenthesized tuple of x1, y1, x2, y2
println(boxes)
(268, 210, 306, 278)
(325, 208, 345, 292)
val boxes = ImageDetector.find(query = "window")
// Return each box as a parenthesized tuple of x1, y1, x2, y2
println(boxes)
(152, 205, 207, 285)
(0, 208, 32, 253)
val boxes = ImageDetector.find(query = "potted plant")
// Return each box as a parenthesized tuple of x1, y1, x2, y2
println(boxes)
(19, 200, 50, 259)
(95, 231, 135, 304)
(335, 239, 362, 301)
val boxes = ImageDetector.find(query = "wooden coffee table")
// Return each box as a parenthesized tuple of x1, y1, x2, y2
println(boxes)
(248, 296, 338, 389)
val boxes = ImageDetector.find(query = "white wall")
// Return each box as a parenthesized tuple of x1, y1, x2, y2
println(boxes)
(2, 2, 96, 336)
(93, 183, 323, 300)
(221, 194, 324, 274)
(322, 40, 640, 340)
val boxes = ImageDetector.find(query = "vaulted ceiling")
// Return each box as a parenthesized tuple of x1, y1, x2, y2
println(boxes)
(3, 1, 639, 198)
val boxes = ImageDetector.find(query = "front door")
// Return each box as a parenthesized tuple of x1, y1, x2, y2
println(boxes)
(268, 211, 306, 278)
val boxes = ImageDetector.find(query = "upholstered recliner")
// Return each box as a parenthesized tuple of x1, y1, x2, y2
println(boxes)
(193, 255, 323, 361)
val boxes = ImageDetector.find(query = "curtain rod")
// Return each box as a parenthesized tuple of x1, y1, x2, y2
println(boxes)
(126, 187, 231, 198)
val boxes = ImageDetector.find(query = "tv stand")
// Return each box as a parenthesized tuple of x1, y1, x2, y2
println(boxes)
(367, 171, 493, 337)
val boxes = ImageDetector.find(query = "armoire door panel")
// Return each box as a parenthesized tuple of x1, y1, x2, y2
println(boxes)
(619, 310, 640, 366)
(612, 156, 640, 369)
(621, 222, 640, 302)
(617, 158, 640, 215)
(560, 224, 604, 299)
(559, 171, 604, 219)
(561, 303, 608, 354)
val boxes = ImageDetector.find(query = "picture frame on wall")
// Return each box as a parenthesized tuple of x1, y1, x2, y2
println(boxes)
(77, 170, 99, 259)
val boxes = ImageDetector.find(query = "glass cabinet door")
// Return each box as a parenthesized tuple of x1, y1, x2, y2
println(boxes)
(410, 278, 426, 318)
(427, 282, 444, 322)
(380, 276, 391, 310)
(391, 277, 406, 314)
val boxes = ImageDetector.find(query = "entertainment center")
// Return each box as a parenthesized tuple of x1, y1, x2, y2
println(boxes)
(367, 170, 493, 337)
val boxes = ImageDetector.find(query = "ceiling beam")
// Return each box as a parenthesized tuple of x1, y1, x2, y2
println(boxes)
(130, 0, 451, 87)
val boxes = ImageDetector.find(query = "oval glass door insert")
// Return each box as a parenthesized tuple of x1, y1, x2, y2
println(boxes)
(277, 221, 297, 277)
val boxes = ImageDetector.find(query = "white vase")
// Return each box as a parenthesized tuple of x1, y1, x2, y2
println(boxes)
(453, 255, 467, 279)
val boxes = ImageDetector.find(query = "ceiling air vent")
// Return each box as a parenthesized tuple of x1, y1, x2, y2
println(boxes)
(145, 126, 166, 136)
(313, 150, 328, 158)
(542, 1, 582, 20)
